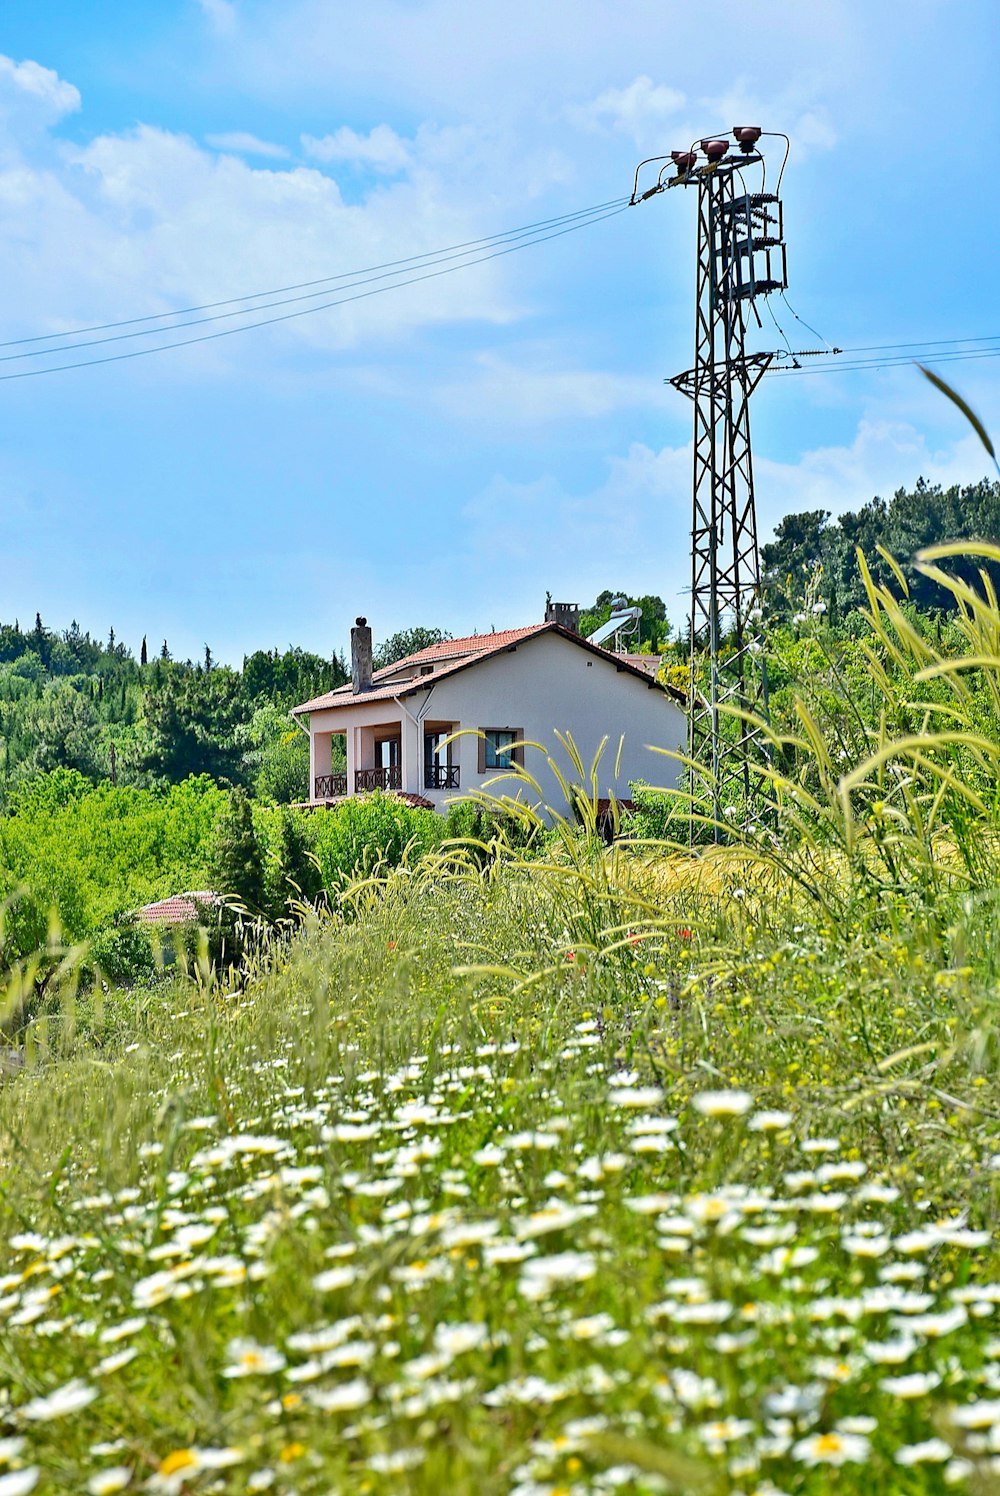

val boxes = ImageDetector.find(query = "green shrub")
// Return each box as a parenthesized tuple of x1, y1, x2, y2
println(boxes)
(310, 792, 445, 891)
(89, 914, 157, 988)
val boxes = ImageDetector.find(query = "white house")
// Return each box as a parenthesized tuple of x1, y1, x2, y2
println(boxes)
(291, 618, 687, 816)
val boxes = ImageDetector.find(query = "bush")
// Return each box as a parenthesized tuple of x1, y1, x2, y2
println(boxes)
(310, 793, 445, 891)
(89, 914, 157, 988)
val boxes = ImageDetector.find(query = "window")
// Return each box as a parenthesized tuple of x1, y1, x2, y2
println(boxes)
(376, 736, 400, 769)
(478, 728, 523, 773)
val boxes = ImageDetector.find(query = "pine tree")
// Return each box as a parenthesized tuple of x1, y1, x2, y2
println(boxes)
(140, 635, 148, 666)
(160, 640, 170, 661)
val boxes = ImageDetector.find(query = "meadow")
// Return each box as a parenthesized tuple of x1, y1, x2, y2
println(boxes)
(2, 537, 1000, 1494)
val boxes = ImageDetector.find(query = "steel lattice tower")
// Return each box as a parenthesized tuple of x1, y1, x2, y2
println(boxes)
(632, 129, 788, 837)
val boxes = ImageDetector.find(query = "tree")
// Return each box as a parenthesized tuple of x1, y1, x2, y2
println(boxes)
(208, 788, 266, 915)
(267, 807, 323, 919)
(373, 627, 450, 671)
(141, 667, 250, 785)
(140, 636, 148, 667)
(241, 646, 348, 708)
(235, 702, 329, 804)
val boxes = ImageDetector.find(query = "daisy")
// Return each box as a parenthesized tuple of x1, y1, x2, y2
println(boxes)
(691, 1090, 754, 1118)
(791, 1431, 870, 1466)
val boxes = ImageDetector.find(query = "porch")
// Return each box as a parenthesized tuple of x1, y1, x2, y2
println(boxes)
(310, 716, 460, 802)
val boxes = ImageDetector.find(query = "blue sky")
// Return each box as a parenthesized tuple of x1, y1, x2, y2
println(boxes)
(0, 0, 997, 663)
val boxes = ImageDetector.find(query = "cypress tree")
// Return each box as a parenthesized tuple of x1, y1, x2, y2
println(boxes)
(208, 788, 266, 916)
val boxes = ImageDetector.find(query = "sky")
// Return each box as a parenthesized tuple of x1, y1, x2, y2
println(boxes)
(0, 0, 997, 664)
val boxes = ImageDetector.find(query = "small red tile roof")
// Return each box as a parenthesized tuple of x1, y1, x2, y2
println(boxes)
(292, 623, 684, 714)
(136, 891, 222, 925)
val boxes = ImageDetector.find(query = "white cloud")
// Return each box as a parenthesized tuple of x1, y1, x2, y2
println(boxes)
(205, 130, 289, 159)
(197, 0, 238, 36)
(302, 125, 412, 173)
(569, 76, 686, 144)
(0, 116, 535, 367)
(0, 55, 80, 123)
(754, 417, 991, 534)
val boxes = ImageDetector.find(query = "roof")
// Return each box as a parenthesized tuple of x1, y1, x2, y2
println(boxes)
(292, 623, 685, 714)
(619, 653, 662, 677)
(136, 891, 222, 925)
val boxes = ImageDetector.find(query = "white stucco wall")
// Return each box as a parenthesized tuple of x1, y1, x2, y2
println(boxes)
(306, 632, 685, 815)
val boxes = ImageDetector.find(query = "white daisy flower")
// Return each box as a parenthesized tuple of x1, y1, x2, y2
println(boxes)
(894, 1438, 952, 1465)
(791, 1431, 871, 1465)
(20, 1379, 97, 1422)
(691, 1090, 754, 1118)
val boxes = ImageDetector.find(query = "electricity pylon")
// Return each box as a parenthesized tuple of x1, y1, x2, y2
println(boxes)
(632, 128, 788, 837)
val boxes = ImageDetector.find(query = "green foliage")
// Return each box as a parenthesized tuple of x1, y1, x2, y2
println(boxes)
(235, 704, 312, 804)
(89, 914, 157, 988)
(761, 475, 1000, 620)
(623, 780, 679, 840)
(372, 626, 450, 671)
(0, 772, 225, 957)
(310, 792, 445, 890)
(241, 645, 348, 707)
(265, 806, 325, 918)
(141, 665, 250, 785)
(208, 788, 266, 914)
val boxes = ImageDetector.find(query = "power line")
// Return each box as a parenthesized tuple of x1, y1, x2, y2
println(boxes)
(0, 202, 630, 383)
(768, 343, 1000, 378)
(0, 196, 629, 355)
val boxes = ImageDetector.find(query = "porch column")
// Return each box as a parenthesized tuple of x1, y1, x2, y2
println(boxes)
(400, 713, 421, 796)
(346, 724, 358, 797)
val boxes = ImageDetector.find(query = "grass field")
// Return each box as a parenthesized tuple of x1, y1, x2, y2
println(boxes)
(0, 823, 998, 1496)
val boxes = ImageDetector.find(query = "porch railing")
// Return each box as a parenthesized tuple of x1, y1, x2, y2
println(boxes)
(424, 764, 460, 790)
(354, 765, 402, 793)
(314, 772, 348, 798)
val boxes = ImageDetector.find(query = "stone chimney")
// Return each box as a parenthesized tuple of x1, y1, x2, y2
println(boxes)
(351, 616, 373, 694)
(545, 599, 580, 635)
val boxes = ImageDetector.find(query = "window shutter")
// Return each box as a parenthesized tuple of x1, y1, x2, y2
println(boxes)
(477, 732, 487, 774)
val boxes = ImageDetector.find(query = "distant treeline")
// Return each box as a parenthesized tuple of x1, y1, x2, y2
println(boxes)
(762, 476, 1000, 620)
(0, 615, 349, 806)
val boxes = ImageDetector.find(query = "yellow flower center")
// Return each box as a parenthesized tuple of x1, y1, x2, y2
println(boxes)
(159, 1449, 197, 1476)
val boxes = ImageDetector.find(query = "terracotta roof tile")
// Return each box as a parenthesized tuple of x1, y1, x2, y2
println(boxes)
(136, 891, 222, 925)
(401, 627, 542, 664)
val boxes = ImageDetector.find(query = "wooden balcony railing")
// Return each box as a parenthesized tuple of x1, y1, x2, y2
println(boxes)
(425, 764, 460, 790)
(314, 772, 348, 798)
(355, 765, 402, 793)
